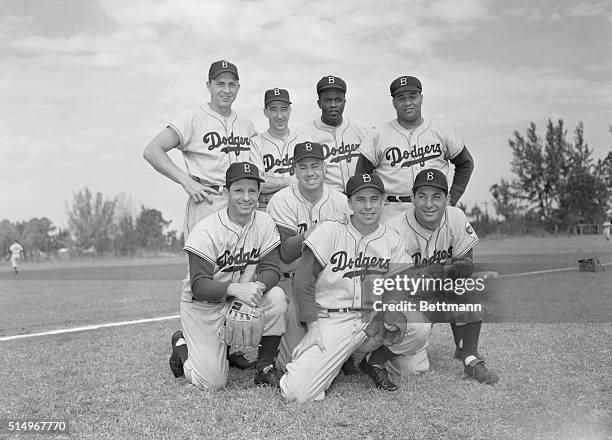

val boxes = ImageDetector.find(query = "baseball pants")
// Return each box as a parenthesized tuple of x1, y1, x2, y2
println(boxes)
(183, 191, 228, 238)
(275, 277, 306, 372)
(380, 201, 411, 225)
(180, 286, 287, 390)
(10, 256, 20, 269)
(280, 310, 430, 403)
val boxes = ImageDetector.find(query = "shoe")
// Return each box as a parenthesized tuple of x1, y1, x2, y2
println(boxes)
(454, 347, 481, 360)
(169, 331, 185, 378)
(358, 357, 398, 391)
(228, 352, 256, 370)
(254, 365, 282, 387)
(464, 358, 499, 385)
(340, 355, 360, 375)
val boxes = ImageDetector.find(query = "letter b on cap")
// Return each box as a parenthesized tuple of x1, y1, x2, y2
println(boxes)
(222, 61, 228, 68)
(244, 164, 251, 173)
(274, 88, 280, 96)
(305, 142, 312, 151)
(427, 171, 434, 180)
(362, 174, 371, 183)
(328, 76, 335, 84)
(400, 77, 407, 86)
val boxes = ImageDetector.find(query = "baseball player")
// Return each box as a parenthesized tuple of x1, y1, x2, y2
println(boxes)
(603, 219, 611, 241)
(168, 162, 288, 389)
(280, 174, 431, 403)
(387, 169, 499, 384)
(356, 75, 474, 223)
(8, 241, 23, 274)
(249, 88, 303, 210)
(298, 75, 372, 194)
(265, 141, 351, 372)
(143, 60, 257, 237)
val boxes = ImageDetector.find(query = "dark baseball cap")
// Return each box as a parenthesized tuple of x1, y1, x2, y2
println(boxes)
(412, 169, 448, 194)
(316, 75, 347, 94)
(345, 174, 385, 198)
(225, 162, 264, 187)
(208, 60, 239, 81)
(264, 88, 291, 107)
(390, 75, 422, 96)
(293, 142, 324, 163)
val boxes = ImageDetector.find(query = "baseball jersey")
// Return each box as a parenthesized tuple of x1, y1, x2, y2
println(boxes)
(359, 119, 464, 196)
(603, 221, 611, 230)
(386, 205, 478, 268)
(249, 130, 303, 194)
(168, 105, 257, 187)
(298, 117, 371, 193)
(9, 243, 23, 257)
(303, 221, 410, 310)
(182, 209, 280, 302)
(266, 183, 350, 272)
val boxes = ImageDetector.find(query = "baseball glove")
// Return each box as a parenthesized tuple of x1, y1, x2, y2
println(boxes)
(577, 258, 605, 272)
(219, 300, 265, 350)
(356, 310, 408, 353)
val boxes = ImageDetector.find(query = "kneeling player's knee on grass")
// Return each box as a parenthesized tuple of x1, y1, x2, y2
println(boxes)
(281, 378, 314, 403)
(408, 323, 431, 349)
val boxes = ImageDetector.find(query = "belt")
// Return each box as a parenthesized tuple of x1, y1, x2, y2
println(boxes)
(326, 307, 364, 313)
(191, 176, 222, 192)
(387, 195, 412, 203)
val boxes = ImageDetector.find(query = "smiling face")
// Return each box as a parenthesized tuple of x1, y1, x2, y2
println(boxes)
(413, 185, 449, 229)
(207, 72, 240, 113)
(295, 158, 325, 193)
(392, 91, 423, 124)
(264, 100, 291, 133)
(317, 89, 346, 126)
(227, 178, 259, 223)
(348, 188, 383, 233)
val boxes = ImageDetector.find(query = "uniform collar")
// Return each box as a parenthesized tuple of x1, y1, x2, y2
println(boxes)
(390, 118, 430, 136)
(405, 204, 448, 239)
(218, 207, 256, 235)
(291, 182, 330, 206)
(346, 217, 385, 241)
(315, 116, 349, 132)
(262, 130, 297, 146)
(202, 104, 237, 121)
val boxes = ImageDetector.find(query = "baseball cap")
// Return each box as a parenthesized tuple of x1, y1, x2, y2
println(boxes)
(345, 174, 385, 198)
(412, 169, 448, 194)
(316, 75, 347, 94)
(225, 162, 264, 187)
(208, 60, 239, 81)
(293, 142, 324, 163)
(390, 76, 422, 96)
(264, 88, 291, 107)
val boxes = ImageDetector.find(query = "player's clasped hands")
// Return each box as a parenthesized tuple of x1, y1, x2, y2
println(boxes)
(228, 281, 265, 307)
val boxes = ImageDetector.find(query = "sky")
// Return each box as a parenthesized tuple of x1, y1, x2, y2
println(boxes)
(1, 0, 611, 232)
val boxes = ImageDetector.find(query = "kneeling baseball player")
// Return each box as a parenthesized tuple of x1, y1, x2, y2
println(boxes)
(169, 162, 287, 389)
(280, 174, 431, 403)
(387, 169, 499, 384)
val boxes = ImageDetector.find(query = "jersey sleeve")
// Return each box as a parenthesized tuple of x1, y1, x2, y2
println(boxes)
(248, 119, 258, 138)
(257, 213, 281, 258)
(302, 221, 337, 267)
(167, 109, 195, 151)
(438, 124, 464, 160)
(249, 137, 265, 173)
(358, 130, 381, 166)
(183, 223, 217, 266)
(266, 191, 298, 233)
(387, 233, 413, 276)
(449, 208, 479, 258)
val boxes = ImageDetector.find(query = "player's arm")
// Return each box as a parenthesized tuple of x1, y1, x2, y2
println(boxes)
(448, 248, 475, 279)
(293, 247, 324, 324)
(143, 128, 216, 204)
(187, 250, 231, 302)
(354, 154, 376, 175)
(449, 147, 474, 206)
(277, 226, 305, 264)
(255, 247, 281, 292)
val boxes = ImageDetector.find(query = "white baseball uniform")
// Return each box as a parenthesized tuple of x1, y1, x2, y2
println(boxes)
(298, 117, 371, 193)
(9, 243, 23, 269)
(180, 208, 287, 390)
(280, 220, 431, 403)
(359, 119, 464, 222)
(603, 221, 611, 241)
(168, 105, 257, 236)
(266, 182, 350, 370)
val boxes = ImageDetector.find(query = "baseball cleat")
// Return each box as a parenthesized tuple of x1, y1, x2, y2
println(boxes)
(169, 331, 185, 378)
(228, 352, 256, 370)
(254, 365, 283, 387)
(464, 358, 499, 385)
(340, 354, 361, 375)
(358, 358, 398, 391)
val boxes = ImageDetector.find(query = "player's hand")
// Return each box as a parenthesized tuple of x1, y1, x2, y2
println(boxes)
(227, 282, 264, 307)
(292, 321, 326, 359)
(181, 177, 219, 204)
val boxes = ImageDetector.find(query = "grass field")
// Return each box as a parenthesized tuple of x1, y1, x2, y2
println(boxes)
(1, 236, 611, 439)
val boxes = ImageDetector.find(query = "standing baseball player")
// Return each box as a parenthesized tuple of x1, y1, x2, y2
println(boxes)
(280, 174, 431, 403)
(168, 162, 287, 389)
(387, 169, 499, 384)
(356, 75, 474, 223)
(8, 241, 23, 274)
(249, 88, 303, 210)
(298, 75, 372, 193)
(143, 60, 257, 237)
(265, 141, 351, 372)
(603, 219, 611, 241)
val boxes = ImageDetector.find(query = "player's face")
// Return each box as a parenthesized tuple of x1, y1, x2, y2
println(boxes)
(413, 186, 449, 228)
(227, 178, 259, 220)
(393, 91, 423, 123)
(264, 101, 291, 132)
(349, 188, 383, 231)
(317, 90, 346, 126)
(295, 158, 325, 192)
(207, 72, 240, 112)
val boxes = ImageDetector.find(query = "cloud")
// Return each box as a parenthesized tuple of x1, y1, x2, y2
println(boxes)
(567, 1, 610, 16)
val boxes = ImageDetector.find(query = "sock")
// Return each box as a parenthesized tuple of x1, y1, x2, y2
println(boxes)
(175, 338, 188, 364)
(456, 321, 482, 359)
(367, 346, 395, 367)
(464, 355, 478, 366)
(450, 323, 462, 348)
(256, 335, 281, 371)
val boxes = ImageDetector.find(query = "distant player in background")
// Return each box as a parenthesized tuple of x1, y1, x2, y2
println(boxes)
(603, 219, 611, 241)
(9, 241, 24, 274)
(250, 88, 303, 210)
(356, 75, 474, 223)
(298, 75, 372, 193)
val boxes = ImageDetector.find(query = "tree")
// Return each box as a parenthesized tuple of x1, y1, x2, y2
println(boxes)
(0, 219, 19, 257)
(21, 217, 56, 256)
(135, 207, 170, 252)
(490, 179, 520, 221)
(114, 214, 138, 256)
(66, 187, 116, 254)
